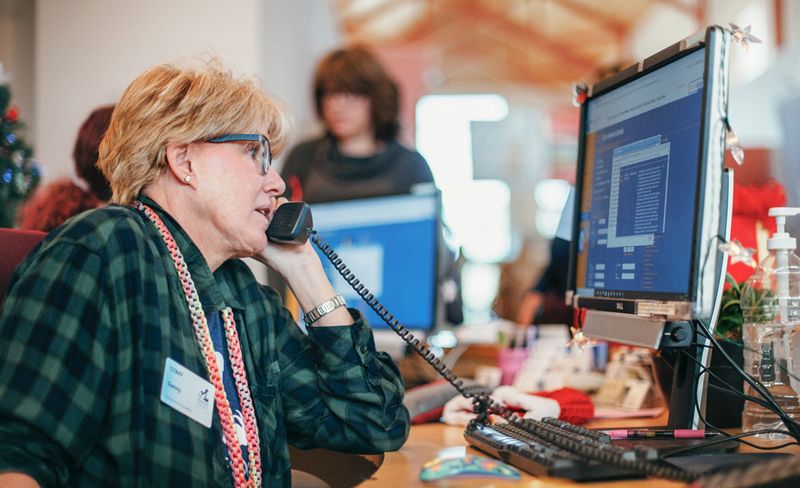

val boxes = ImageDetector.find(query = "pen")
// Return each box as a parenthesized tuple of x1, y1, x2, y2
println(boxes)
(604, 429, 720, 439)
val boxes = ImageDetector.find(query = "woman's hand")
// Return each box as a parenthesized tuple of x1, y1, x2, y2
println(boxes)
(253, 198, 317, 275)
(254, 199, 353, 327)
(441, 386, 561, 426)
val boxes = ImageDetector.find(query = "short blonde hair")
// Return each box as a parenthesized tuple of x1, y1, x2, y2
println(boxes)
(99, 60, 289, 204)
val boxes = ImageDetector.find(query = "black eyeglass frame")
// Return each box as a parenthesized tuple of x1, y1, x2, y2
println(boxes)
(206, 133, 272, 175)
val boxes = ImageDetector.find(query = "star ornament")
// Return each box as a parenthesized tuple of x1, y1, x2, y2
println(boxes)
(729, 23, 762, 52)
(726, 127, 744, 165)
(719, 239, 757, 268)
(568, 327, 596, 349)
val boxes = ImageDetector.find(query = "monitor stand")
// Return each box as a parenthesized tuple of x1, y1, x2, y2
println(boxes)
(583, 313, 708, 429)
(659, 320, 712, 429)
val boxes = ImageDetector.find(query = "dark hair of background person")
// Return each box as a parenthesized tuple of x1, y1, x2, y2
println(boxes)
(74, 105, 114, 201)
(17, 105, 114, 231)
(312, 45, 400, 142)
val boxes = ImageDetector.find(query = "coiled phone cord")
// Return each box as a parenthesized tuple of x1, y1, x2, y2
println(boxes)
(311, 231, 696, 483)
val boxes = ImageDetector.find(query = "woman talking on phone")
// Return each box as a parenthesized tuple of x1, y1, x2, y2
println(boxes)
(0, 60, 409, 487)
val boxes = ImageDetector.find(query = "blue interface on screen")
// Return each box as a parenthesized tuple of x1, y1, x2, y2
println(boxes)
(310, 193, 438, 330)
(576, 48, 705, 300)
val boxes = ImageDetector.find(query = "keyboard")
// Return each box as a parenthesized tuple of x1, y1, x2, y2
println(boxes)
(464, 417, 689, 482)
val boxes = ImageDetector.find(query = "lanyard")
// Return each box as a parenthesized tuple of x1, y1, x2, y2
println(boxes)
(135, 201, 262, 487)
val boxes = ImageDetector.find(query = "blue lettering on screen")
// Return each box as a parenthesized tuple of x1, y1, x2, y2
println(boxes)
(311, 195, 438, 330)
(579, 48, 705, 297)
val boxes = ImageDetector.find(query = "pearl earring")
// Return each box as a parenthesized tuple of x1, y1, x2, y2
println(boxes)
(183, 175, 192, 183)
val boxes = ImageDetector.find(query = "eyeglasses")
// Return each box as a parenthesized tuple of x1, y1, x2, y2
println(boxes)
(206, 133, 272, 175)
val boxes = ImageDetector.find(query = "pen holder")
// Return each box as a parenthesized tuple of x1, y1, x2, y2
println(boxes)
(499, 347, 529, 385)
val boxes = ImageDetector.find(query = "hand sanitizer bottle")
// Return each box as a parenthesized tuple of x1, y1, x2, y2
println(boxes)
(741, 207, 800, 438)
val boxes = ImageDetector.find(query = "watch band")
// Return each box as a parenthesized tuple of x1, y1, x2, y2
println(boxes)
(303, 294, 347, 326)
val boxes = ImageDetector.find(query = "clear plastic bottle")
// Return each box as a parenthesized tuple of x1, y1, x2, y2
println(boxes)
(740, 208, 800, 438)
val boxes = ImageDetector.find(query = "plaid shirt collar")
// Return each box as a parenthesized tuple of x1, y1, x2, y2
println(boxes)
(137, 194, 245, 312)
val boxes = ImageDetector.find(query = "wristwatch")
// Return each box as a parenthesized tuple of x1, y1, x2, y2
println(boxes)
(303, 294, 347, 326)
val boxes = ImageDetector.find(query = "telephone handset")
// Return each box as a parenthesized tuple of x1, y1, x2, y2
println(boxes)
(266, 202, 314, 244)
(266, 202, 693, 483)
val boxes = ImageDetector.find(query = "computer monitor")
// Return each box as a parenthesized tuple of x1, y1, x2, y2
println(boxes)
(567, 26, 732, 428)
(310, 191, 441, 334)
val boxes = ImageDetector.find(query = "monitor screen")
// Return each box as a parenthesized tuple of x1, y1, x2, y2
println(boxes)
(570, 25, 730, 327)
(310, 192, 440, 331)
(575, 47, 706, 304)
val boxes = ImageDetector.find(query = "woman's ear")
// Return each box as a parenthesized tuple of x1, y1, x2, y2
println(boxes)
(165, 142, 195, 186)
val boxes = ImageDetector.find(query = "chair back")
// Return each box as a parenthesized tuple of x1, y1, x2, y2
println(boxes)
(0, 228, 46, 303)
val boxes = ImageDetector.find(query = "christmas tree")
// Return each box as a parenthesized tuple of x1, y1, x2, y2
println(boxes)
(0, 65, 40, 228)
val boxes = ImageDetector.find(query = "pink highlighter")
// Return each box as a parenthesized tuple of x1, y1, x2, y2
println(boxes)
(605, 429, 719, 439)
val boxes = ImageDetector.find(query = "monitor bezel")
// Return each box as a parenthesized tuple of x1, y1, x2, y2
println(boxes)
(567, 26, 727, 321)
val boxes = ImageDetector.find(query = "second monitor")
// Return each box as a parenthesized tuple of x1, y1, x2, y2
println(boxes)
(310, 191, 441, 332)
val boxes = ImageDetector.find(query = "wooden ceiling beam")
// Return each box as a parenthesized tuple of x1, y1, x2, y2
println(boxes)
(337, 0, 410, 24)
(656, 0, 706, 23)
(555, 0, 627, 37)
(443, 33, 579, 86)
(446, 0, 599, 72)
(393, 15, 440, 44)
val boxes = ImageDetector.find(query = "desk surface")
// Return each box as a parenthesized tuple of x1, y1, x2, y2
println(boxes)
(361, 422, 685, 487)
(359, 416, 800, 487)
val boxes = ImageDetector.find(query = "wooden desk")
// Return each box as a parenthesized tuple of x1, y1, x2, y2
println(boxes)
(360, 422, 685, 487)
(359, 413, 800, 487)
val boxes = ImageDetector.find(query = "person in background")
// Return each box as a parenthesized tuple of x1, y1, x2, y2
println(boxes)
(0, 60, 408, 487)
(18, 105, 114, 231)
(280, 45, 463, 325)
(280, 45, 433, 203)
(516, 187, 574, 326)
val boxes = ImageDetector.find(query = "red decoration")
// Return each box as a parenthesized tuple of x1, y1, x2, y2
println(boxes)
(6, 105, 19, 123)
(572, 83, 589, 107)
(727, 179, 787, 282)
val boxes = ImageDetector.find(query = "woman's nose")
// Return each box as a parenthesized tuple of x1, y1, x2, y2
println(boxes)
(264, 169, 286, 195)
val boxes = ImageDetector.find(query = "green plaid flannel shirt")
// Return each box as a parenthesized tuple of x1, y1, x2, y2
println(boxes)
(0, 197, 409, 487)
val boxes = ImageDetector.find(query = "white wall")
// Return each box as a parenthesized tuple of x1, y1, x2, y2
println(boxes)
(262, 1, 343, 160)
(0, 0, 34, 146)
(34, 0, 341, 180)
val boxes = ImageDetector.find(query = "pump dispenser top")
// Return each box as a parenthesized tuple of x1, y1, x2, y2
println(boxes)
(767, 207, 800, 251)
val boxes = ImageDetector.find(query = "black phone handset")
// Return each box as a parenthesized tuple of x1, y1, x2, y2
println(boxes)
(266, 202, 693, 483)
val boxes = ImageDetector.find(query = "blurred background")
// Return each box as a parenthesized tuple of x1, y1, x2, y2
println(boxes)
(1, 0, 798, 325)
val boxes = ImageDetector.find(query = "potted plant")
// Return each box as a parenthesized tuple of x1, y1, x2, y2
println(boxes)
(706, 273, 746, 428)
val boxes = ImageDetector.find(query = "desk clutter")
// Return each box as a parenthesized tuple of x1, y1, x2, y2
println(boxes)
(401, 321, 674, 426)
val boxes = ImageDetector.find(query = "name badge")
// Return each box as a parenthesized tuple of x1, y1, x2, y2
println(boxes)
(160, 357, 215, 428)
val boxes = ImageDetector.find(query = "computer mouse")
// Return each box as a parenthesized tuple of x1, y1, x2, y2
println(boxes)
(419, 454, 520, 482)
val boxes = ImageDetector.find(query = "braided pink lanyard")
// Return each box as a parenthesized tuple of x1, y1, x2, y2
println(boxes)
(135, 202, 262, 488)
